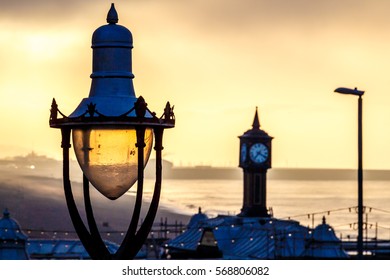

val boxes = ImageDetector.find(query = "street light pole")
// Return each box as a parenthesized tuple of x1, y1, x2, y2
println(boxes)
(357, 94, 363, 259)
(334, 87, 364, 259)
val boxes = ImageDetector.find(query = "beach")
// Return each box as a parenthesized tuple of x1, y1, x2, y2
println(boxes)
(0, 166, 190, 244)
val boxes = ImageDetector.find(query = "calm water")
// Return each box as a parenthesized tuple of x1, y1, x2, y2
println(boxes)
(141, 179, 390, 240)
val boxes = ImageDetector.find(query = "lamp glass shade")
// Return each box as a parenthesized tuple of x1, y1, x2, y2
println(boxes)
(72, 127, 153, 200)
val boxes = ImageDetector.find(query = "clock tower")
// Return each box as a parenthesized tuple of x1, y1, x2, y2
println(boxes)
(238, 107, 273, 217)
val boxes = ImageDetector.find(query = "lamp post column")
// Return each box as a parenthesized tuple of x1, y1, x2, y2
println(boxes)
(357, 95, 363, 258)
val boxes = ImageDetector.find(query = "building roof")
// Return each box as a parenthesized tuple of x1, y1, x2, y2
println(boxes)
(312, 216, 340, 242)
(166, 215, 310, 259)
(0, 209, 29, 260)
(187, 207, 208, 229)
(239, 107, 273, 140)
(303, 217, 349, 259)
(166, 213, 349, 259)
(0, 209, 28, 241)
(26, 239, 120, 260)
(0, 209, 151, 260)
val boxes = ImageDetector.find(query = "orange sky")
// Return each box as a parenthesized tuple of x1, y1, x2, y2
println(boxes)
(1, 0, 390, 169)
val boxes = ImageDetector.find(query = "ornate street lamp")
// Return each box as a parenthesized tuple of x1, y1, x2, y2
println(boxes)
(49, 4, 175, 259)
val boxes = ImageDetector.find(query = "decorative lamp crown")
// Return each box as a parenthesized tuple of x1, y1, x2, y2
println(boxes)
(70, 3, 137, 119)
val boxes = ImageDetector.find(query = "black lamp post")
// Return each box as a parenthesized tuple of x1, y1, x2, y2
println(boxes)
(334, 86, 364, 258)
(49, 4, 175, 260)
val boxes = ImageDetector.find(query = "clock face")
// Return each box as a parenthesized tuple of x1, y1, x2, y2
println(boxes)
(249, 143, 269, 164)
(240, 143, 247, 162)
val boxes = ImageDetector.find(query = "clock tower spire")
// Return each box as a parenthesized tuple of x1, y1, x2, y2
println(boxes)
(238, 108, 273, 217)
(252, 106, 260, 130)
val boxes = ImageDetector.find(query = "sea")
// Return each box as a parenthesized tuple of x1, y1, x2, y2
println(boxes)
(140, 179, 390, 241)
(2, 159, 390, 241)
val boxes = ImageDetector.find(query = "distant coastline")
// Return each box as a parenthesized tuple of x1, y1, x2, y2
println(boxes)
(1, 153, 390, 181)
(146, 159, 390, 181)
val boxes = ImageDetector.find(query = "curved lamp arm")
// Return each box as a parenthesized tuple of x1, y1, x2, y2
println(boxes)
(61, 127, 165, 260)
(61, 128, 111, 259)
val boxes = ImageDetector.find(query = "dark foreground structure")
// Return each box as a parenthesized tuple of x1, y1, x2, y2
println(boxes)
(0, 209, 122, 260)
(49, 4, 174, 260)
(164, 209, 348, 259)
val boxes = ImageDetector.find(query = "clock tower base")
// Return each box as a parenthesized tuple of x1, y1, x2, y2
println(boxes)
(238, 170, 270, 218)
(239, 206, 269, 218)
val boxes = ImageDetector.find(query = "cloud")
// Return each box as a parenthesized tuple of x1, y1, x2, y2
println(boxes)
(2, 0, 388, 35)
(0, 0, 80, 17)
(140, 0, 390, 37)
(2, 0, 390, 168)
(0, 1, 126, 27)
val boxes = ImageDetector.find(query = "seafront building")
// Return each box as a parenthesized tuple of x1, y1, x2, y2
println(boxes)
(0, 208, 141, 260)
(164, 208, 348, 259)
(0, 209, 29, 260)
(0, 206, 348, 260)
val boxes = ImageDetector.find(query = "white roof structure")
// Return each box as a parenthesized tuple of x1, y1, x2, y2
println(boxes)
(26, 239, 121, 260)
(166, 212, 349, 259)
(0, 209, 29, 260)
(303, 216, 349, 259)
(0, 209, 150, 260)
(0, 209, 28, 260)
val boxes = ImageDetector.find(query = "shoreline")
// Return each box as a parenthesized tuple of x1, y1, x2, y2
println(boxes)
(0, 168, 191, 243)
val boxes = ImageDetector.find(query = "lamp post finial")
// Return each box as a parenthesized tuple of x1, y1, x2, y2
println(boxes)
(107, 3, 119, 24)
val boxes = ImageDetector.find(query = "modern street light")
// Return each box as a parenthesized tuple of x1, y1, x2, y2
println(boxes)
(334, 87, 364, 258)
(49, 4, 175, 259)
